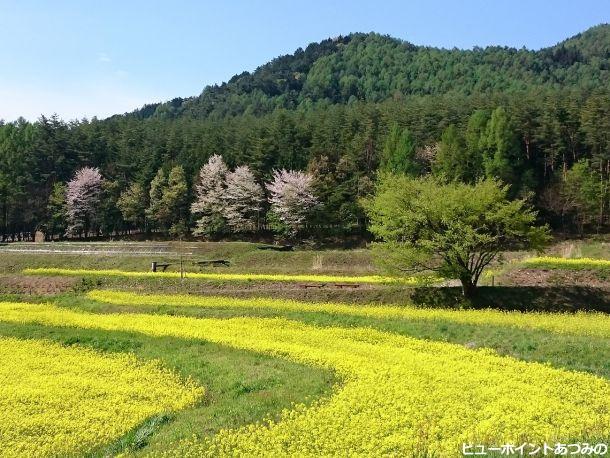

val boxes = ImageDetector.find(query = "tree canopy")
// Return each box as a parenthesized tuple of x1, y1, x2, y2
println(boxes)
(365, 174, 551, 297)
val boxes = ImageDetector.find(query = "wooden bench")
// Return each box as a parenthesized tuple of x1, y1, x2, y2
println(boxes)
(196, 259, 230, 267)
(333, 283, 361, 289)
(297, 283, 326, 289)
(257, 244, 294, 252)
(151, 261, 171, 272)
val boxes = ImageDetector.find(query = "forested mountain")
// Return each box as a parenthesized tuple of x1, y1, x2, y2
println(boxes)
(132, 24, 610, 120)
(1, 25, 609, 240)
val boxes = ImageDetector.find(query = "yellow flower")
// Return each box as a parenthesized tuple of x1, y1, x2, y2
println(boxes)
(23, 267, 437, 285)
(523, 256, 610, 270)
(88, 290, 610, 338)
(0, 301, 607, 457)
(0, 336, 203, 457)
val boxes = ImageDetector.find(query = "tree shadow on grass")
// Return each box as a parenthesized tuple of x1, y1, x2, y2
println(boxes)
(411, 286, 610, 313)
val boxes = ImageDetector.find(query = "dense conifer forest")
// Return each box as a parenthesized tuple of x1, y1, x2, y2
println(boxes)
(1, 24, 608, 240)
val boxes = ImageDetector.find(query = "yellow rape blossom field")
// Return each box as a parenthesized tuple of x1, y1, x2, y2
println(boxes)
(523, 256, 610, 270)
(0, 300, 608, 457)
(23, 267, 433, 285)
(0, 336, 203, 457)
(88, 289, 610, 338)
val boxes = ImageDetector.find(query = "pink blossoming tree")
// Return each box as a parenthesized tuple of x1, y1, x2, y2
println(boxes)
(266, 169, 318, 236)
(191, 154, 229, 235)
(224, 165, 264, 232)
(65, 167, 103, 236)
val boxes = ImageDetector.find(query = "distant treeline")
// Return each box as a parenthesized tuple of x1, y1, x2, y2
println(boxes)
(1, 28, 609, 240)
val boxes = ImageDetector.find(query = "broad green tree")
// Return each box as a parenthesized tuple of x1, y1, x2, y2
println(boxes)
(365, 174, 550, 298)
(99, 180, 124, 236)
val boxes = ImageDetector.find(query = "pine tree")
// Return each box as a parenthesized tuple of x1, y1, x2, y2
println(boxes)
(45, 182, 67, 239)
(380, 124, 419, 176)
(162, 165, 189, 236)
(482, 107, 521, 188)
(146, 168, 167, 231)
(464, 109, 490, 179)
(117, 182, 148, 231)
(580, 94, 610, 229)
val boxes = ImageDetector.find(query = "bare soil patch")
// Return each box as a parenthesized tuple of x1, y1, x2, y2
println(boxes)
(502, 268, 610, 288)
(0, 275, 78, 295)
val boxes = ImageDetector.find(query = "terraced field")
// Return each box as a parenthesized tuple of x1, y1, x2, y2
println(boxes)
(0, 290, 608, 456)
(0, 241, 609, 456)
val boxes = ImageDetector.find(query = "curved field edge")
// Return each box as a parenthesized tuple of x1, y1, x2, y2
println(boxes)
(0, 301, 608, 457)
(86, 290, 610, 339)
(76, 291, 610, 380)
(22, 267, 438, 285)
(0, 319, 334, 457)
(0, 336, 202, 457)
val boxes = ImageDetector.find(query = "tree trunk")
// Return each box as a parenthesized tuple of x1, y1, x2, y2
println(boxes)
(460, 276, 477, 299)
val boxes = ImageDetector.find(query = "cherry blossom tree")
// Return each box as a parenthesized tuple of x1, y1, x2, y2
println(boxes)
(266, 169, 318, 236)
(224, 165, 264, 231)
(65, 167, 103, 236)
(191, 154, 229, 235)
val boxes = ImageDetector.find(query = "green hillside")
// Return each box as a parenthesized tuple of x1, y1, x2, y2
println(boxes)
(133, 25, 609, 120)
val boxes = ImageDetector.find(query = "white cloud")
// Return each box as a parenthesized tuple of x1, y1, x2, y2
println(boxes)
(97, 52, 111, 63)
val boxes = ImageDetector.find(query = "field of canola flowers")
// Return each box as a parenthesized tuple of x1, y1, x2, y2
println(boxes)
(0, 337, 203, 457)
(88, 290, 610, 338)
(23, 267, 433, 284)
(0, 297, 608, 457)
(523, 256, 610, 270)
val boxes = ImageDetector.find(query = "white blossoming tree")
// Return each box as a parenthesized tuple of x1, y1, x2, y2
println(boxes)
(224, 165, 264, 232)
(266, 169, 318, 237)
(191, 154, 229, 235)
(65, 167, 103, 236)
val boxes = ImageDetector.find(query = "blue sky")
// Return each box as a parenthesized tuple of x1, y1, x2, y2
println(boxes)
(1, 0, 608, 122)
